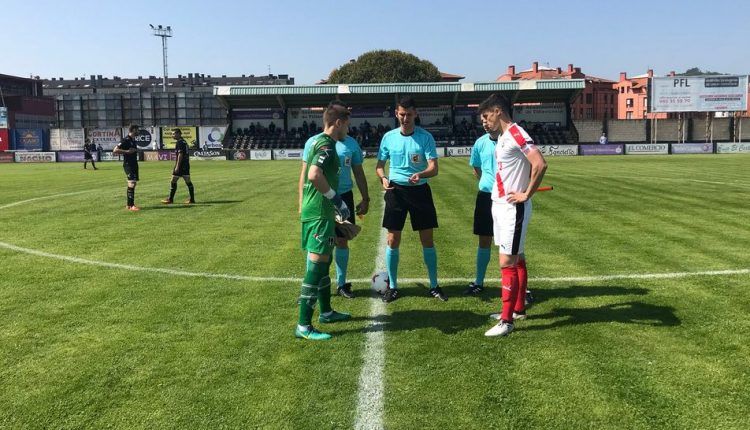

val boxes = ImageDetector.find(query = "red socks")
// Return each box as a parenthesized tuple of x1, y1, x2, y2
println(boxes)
(500, 266, 519, 321)
(515, 259, 528, 313)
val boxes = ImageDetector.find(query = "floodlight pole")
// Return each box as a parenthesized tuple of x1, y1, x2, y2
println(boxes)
(150, 24, 173, 92)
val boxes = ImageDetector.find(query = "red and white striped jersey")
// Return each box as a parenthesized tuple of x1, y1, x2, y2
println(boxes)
(491, 123, 536, 203)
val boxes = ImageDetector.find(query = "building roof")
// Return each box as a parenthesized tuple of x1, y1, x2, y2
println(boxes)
(214, 79, 586, 109)
(0, 73, 39, 83)
(439, 72, 465, 82)
(42, 74, 294, 91)
(586, 75, 616, 83)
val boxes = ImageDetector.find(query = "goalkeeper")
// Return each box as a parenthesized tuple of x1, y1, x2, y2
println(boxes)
(296, 102, 354, 341)
(299, 101, 369, 299)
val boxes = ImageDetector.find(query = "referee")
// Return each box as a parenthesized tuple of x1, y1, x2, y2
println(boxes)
(464, 126, 497, 295)
(375, 96, 446, 303)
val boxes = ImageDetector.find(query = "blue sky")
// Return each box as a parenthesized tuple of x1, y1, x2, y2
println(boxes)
(5, 0, 749, 84)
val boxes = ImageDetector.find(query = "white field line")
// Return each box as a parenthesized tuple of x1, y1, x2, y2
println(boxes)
(1, 239, 748, 285)
(0, 190, 94, 210)
(365, 268, 750, 285)
(354, 205, 387, 430)
(0, 241, 299, 283)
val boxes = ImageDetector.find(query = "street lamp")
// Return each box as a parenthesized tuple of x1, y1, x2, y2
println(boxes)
(149, 24, 173, 92)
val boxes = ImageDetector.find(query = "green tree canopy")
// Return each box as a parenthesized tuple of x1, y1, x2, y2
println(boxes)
(327, 50, 442, 84)
(677, 67, 724, 76)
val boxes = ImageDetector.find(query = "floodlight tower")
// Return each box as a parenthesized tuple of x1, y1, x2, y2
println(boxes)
(149, 24, 173, 92)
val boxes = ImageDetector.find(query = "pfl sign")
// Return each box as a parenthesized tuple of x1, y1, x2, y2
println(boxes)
(673, 78, 691, 87)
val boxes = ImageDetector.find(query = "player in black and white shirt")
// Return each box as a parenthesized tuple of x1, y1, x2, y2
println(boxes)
(162, 129, 196, 204)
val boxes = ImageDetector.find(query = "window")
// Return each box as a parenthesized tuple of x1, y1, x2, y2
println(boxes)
(586, 93, 593, 104)
(643, 98, 648, 108)
(626, 111, 633, 119)
(626, 98, 634, 108)
(586, 108, 593, 119)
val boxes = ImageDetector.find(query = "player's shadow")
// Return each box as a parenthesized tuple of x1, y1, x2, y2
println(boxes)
(195, 200, 243, 204)
(143, 200, 244, 210)
(142, 205, 195, 211)
(525, 301, 680, 331)
(525, 285, 650, 305)
(393, 284, 495, 303)
(353, 310, 486, 335)
(329, 308, 486, 336)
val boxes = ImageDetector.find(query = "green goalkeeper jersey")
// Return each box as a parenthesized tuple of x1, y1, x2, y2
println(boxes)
(301, 133, 340, 222)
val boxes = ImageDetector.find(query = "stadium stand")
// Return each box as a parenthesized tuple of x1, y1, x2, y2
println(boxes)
(223, 115, 578, 151)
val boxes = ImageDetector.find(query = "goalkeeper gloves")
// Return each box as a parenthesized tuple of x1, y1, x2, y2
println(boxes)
(323, 189, 350, 220)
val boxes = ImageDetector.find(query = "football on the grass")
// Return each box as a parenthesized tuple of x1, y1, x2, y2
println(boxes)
(371, 271, 389, 294)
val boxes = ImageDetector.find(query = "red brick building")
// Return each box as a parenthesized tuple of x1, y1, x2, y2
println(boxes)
(497, 62, 618, 120)
(613, 70, 669, 120)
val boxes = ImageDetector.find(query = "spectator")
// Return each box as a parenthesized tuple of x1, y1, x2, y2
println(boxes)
(599, 132, 608, 145)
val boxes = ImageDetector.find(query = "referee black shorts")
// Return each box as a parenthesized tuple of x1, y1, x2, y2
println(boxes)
(473, 191, 494, 236)
(382, 183, 438, 232)
(334, 190, 356, 238)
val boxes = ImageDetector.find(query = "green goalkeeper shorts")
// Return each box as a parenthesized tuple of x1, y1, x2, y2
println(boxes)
(301, 218, 336, 255)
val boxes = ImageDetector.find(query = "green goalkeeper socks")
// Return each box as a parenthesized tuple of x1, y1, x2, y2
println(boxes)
(298, 259, 329, 326)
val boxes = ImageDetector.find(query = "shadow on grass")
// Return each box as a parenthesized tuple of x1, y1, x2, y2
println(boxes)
(525, 301, 680, 331)
(140, 200, 243, 210)
(328, 285, 668, 337)
(379, 283, 495, 303)
(527, 285, 649, 305)
(329, 310, 487, 336)
(142, 205, 194, 211)
(384, 309, 488, 334)
(196, 200, 243, 204)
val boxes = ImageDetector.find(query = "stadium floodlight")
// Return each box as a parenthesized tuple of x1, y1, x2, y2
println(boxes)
(150, 24, 173, 92)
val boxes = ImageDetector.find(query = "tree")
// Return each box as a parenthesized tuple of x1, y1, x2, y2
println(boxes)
(677, 67, 723, 76)
(327, 50, 442, 84)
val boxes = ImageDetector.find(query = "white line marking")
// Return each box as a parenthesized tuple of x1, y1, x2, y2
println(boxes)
(370, 268, 750, 284)
(0, 241, 299, 283)
(354, 205, 387, 430)
(0, 190, 94, 210)
(0, 239, 748, 286)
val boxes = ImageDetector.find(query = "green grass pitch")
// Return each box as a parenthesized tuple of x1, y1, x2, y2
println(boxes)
(0, 155, 749, 429)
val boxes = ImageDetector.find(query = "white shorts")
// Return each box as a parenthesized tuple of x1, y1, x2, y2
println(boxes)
(491, 199, 532, 255)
